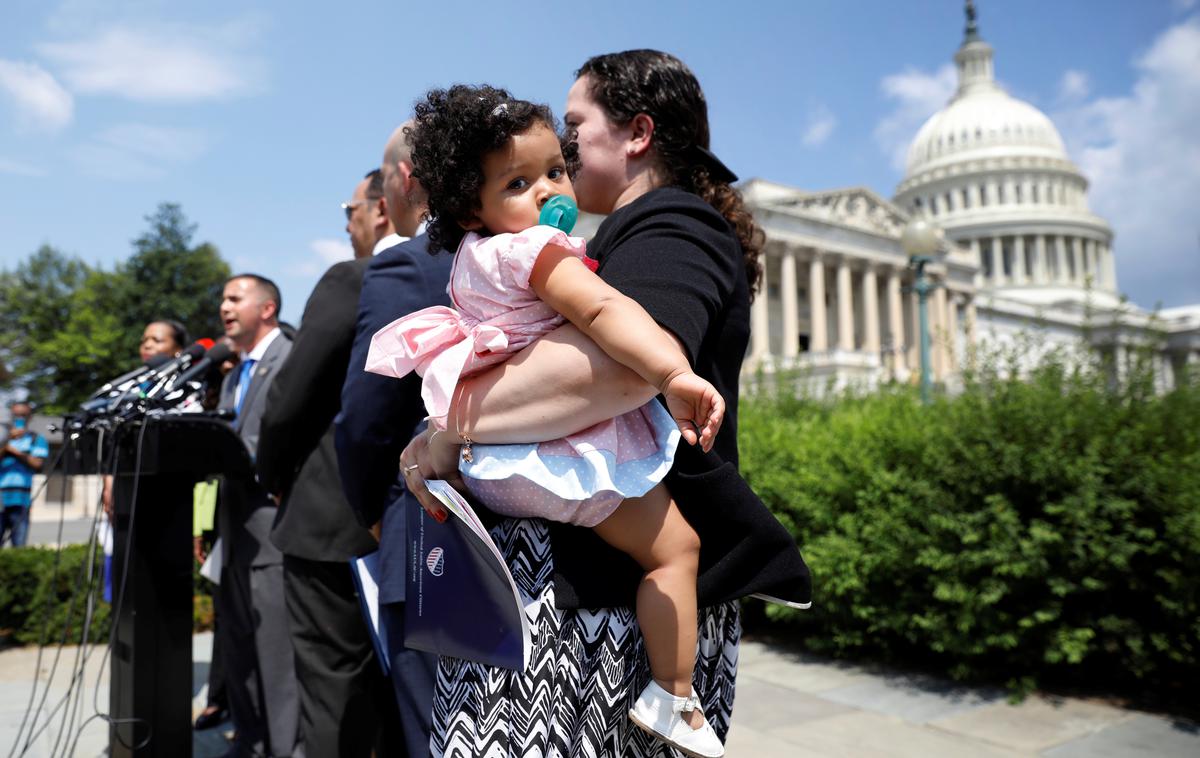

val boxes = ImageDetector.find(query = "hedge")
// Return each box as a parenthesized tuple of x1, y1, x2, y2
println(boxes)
(0, 544, 214, 647)
(740, 345, 1199, 698)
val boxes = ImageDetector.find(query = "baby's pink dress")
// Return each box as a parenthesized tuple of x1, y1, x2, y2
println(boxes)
(365, 226, 679, 527)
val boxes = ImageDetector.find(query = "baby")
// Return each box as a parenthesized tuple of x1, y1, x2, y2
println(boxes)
(366, 84, 726, 757)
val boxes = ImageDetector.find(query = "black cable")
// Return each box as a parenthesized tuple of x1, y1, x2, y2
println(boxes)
(9, 425, 114, 757)
(78, 418, 154, 752)
(5, 436, 77, 758)
(55, 434, 109, 756)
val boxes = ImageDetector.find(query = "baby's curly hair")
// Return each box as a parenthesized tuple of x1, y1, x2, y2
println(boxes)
(407, 84, 579, 254)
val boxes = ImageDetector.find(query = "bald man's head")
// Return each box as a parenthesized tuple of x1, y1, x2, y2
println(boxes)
(383, 121, 413, 169)
(381, 119, 426, 236)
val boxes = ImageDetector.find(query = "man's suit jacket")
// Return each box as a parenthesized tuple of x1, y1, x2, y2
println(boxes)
(258, 257, 377, 562)
(219, 331, 293, 568)
(336, 234, 453, 604)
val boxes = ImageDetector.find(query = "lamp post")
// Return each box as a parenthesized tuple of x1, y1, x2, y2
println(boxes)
(900, 217, 943, 405)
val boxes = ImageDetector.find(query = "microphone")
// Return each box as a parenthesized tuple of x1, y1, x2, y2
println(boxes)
(163, 342, 235, 396)
(89, 354, 171, 399)
(142, 343, 208, 400)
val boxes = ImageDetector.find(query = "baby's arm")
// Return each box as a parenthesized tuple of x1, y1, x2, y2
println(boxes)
(528, 245, 724, 450)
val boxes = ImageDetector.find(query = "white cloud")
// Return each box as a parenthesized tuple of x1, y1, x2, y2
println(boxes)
(1054, 17, 1200, 308)
(310, 239, 352, 265)
(37, 21, 264, 102)
(873, 63, 957, 171)
(0, 60, 73, 132)
(801, 104, 837, 148)
(295, 238, 353, 276)
(1172, 0, 1197, 12)
(1057, 69, 1090, 101)
(0, 157, 47, 177)
(73, 123, 207, 180)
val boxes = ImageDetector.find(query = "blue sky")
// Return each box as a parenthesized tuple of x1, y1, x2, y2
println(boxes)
(2, 0, 1198, 325)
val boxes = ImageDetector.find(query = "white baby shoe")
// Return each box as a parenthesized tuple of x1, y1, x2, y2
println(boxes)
(628, 680, 725, 758)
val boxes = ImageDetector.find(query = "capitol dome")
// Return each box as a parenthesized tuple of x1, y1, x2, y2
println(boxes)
(893, 2, 1117, 305)
(904, 84, 1068, 177)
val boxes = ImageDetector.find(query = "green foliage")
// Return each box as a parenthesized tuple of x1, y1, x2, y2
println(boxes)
(740, 348, 1200, 696)
(0, 545, 214, 647)
(0, 204, 231, 412)
(0, 545, 110, 646)
(115, 203, 230, 352)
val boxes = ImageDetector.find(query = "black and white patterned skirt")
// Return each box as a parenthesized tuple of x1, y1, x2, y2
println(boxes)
(430, 517, 741, 757)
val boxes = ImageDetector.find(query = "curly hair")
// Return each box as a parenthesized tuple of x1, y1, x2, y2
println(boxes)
(407, 85, 579, 255)
(576, 50, 765, 298)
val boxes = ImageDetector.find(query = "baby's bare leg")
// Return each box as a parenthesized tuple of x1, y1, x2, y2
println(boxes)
(594, 483, 703, 724)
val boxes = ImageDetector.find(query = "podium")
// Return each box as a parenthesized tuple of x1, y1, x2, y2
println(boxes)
(85, 415, 251, 757)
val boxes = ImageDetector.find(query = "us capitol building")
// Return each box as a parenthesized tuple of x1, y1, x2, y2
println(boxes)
(738, 5, 1200, 392)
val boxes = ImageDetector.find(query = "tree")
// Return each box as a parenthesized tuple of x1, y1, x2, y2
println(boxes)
(0, 245, 92, 407)
(0, 205, 231, 413)
(113, 203, 231, 353)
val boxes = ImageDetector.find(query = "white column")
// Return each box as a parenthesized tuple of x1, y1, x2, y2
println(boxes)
(965, 298, 978, 345)
(932, 282, 948, 378)
(1103, 243, 1117, 292)
(887, 268, 906, 375)
(781, 249, 799, 357)
(807, 253, 826, 352)
(989, 236, 1004, 286)
(1013, 235, 1027, 285)
(751, 248, 770, 359)
(862, 265, 880, 356)
(908, 289, 920, 370)
(945, 292, 960, 372)
(1054, 235, 1069, 284)
(1034, 235, 1048, 284)
(1072, 236, 1085, 284)
(1003, 176, 1016, 204)
(986, 179, 999, 206)
(968, 184, 981, 208)
(969, 239, 983, 283)
(1086, 239, 1098, 286)
(836, 257, 854, 352)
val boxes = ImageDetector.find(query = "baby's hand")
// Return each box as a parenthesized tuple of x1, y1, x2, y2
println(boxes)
(662, 371, 725, 452)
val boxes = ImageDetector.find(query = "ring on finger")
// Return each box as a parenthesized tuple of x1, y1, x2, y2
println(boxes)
(403, 463, 420, 473)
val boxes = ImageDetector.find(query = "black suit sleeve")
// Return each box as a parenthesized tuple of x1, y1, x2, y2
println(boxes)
(257, 260, 364, 496)
(336, 247, 438, 528)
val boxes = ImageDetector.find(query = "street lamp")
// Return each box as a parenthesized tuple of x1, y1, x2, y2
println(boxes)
(900, 217, 944, 404)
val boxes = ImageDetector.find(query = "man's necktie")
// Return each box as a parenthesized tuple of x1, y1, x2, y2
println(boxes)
(235, 358, 257, 417)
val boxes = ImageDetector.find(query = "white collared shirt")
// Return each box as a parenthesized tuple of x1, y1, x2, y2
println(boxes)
(371, 221, 428, 255)
(242, 326, 282, 363)
(372, 233, 405, 255)
(235, 326, 282, 409)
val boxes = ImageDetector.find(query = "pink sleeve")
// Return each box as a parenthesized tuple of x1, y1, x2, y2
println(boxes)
(499, 225, 589, 291)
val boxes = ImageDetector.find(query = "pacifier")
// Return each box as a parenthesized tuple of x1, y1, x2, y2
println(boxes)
(538, 195, 578, 234)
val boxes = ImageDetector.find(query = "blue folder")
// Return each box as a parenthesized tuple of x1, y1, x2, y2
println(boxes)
(402, 480, 531, 671)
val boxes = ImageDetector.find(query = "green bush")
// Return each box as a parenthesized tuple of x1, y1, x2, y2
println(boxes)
(0, 545, 215, 646)
(0, 544, 110, 646)
(741, 347, 1200, 696)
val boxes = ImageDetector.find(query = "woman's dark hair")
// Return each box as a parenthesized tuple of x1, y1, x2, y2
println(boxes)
(575, 50, 765, 297)
(408, 84, 579, 254)
(151, 319, 189, 350)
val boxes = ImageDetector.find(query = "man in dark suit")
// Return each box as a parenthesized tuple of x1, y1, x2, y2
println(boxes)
(218, 274, 298, 758)
(336, 123, 452, 755)
(256, 169, 402, 757)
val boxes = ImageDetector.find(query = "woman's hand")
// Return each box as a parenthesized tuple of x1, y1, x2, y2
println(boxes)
(398, 428, 463, 523)
(662, 371, 725, 452)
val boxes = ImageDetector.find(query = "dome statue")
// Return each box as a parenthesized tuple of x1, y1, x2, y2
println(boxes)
(893, 0, 1117, 307)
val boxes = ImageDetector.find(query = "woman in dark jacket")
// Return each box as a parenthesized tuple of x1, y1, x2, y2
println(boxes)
(402, 50, 811, 756)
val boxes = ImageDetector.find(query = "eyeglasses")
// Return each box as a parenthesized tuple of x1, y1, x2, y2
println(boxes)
(341, 195, 384, 221)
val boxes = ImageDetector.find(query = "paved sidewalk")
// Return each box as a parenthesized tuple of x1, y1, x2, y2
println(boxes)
(726, 641, 1199, 757)
(1, 632, 1196, 756)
